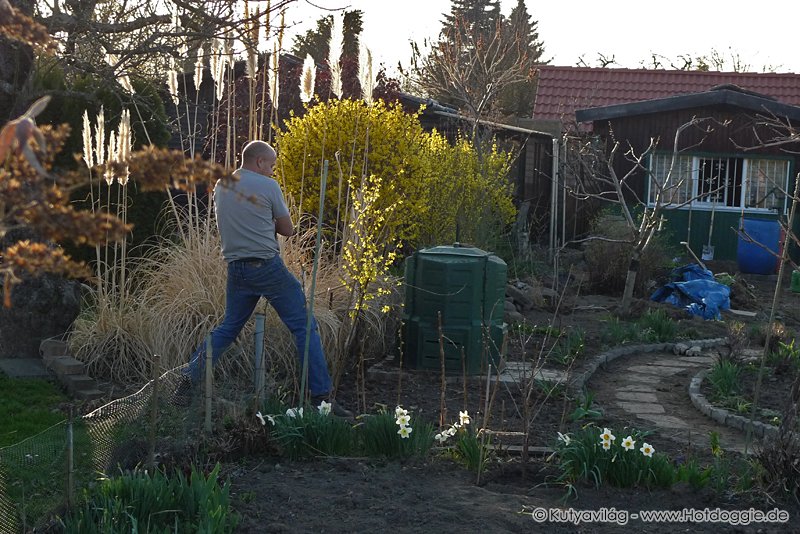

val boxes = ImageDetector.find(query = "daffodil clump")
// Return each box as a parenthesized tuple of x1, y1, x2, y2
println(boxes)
(256, 400, 353, 459)
(257, 402, 435, 460)
(434, 410, 471, 445)
(433, 411, 489, 473)
(359, 405, 435, 459)
(554, 425, 676, 492)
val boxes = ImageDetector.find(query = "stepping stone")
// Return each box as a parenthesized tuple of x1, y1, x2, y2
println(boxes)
(75, 388, 104, 401)
(617, 402, 665, 414)
(47, 356, 84, 375)
(616, 384, 655, 393)
(677, 356, 715, 365)
(0, 358, 50, 378)
(615, 391, 659, 403)
(60, 374, 97, 395)
(637, 414, 688, 429)
(39, 339, 70, 361)
(622, 373, 663, 385)
(627, 365, 686, 376)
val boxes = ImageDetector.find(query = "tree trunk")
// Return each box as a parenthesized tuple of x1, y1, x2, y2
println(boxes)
(620, 251, 640, 316)
(0, 0, 35, 120)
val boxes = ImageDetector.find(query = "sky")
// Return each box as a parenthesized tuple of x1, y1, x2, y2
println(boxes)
(281, 0, 800, 74)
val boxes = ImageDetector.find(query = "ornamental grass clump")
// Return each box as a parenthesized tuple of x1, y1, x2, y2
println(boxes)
(358, 406, 434, 459)
(554, 425, 675, 497)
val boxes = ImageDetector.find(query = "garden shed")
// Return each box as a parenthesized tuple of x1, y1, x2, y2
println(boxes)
(532, 66, 800, 263)
(575, 84, 800, 264)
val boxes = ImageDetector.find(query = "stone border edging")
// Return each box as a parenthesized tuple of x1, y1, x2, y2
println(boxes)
(567, 337, 727, 397)
(688, 368, 780, 440)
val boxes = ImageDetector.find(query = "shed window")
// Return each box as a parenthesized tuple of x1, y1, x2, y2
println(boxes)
(648, 154, 790, 212)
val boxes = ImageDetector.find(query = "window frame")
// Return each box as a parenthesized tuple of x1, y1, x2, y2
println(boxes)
(647, 151, 792, 214)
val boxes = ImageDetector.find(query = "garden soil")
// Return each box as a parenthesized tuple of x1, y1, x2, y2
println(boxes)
(223, 267, 800, 533)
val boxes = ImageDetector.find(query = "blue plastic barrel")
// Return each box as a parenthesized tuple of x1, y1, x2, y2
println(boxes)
(737, 218, 780, 275)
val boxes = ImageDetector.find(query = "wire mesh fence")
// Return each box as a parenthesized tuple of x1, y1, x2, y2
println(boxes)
(0, 357, 267, 534)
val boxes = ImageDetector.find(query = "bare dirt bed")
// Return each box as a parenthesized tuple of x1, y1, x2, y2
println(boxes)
(224, 268, 800, 533)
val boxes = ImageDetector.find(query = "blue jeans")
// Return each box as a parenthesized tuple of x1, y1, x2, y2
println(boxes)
(185, 256, 333, 397)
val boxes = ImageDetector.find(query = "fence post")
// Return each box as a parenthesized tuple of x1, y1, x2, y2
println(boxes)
(148, 354, 160, 470)
(66, 406, 74, 509)
(204, 334, 213, 433)
(254, 313, 265, 406)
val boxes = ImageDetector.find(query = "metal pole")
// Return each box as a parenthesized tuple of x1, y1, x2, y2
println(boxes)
(254, 313, 265, 405)
(204, 334, 213, 433)
(148, 354, 160, 470)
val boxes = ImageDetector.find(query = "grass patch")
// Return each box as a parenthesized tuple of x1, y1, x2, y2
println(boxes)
(0, 375, 69, 448)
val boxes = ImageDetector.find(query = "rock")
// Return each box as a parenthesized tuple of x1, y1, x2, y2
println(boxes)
(685, 346, 703, 357)
(540, 287, 558, 300)
(506, 283, 535, 311)
(505, 310, 524, 324)
(673, 343, 689, 355)
(503, 300, 516, 313)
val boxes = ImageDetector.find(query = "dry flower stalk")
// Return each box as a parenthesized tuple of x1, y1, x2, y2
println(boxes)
(300, 54, 316, 103)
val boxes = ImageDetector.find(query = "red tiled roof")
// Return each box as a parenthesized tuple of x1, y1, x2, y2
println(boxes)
(533, 66, 800, 122)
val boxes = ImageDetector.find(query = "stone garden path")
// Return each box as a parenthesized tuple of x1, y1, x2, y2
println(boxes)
(588, 350, 752, 454)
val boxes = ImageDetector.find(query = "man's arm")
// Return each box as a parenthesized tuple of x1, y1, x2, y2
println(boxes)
(275, 215, 295, 237)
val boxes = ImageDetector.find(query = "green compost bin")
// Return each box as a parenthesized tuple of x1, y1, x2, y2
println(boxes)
(402, 243, 507, 374)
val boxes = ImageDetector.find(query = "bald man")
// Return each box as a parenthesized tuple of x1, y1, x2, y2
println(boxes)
(178, 141, 351, 417)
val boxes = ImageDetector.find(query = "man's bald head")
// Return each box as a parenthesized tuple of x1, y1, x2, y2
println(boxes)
(242, 141, 276, 165)
(241, 140, 277, 176)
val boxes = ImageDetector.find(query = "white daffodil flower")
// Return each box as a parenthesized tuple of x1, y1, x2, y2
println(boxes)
(395, 406, 408, 418)
(286, 407, 304, 418)
(397, 425, 413, 439)
(318, 400, 332, 416)
(459, 410, 471, 426)
(601, 439, 612, 451)
(256, 412, 266, 426)
(557, 432, 571, 446)
(600, 428, 616, 443)
(435, 433, 448, 444)
(396, 414, 411, 427)
(640, 442, 655, 457)
(621, 436, 636, 451)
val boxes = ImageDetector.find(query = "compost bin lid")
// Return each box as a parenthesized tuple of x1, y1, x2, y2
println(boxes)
(417, 243, 502, 259)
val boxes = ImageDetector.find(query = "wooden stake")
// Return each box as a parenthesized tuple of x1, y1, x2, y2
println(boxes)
(204, 334, 213, 433)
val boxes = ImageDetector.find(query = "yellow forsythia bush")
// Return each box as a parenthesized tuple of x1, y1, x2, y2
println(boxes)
(275, 98, 515, 248)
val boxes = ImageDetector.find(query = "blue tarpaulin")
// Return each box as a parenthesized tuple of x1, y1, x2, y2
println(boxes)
(650, 264, 731, 320)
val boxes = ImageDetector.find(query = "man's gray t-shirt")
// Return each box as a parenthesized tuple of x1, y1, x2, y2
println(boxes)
(214, 168, 289, 262)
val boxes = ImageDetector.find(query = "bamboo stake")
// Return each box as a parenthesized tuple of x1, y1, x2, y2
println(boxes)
(254, 313, 265, 405)
(148, 354, 160, 470)
(204, 334, 213, 433)
(300, 160, 328, 405)
(438, 311, 447, 428)
(66, 406, 74, 509)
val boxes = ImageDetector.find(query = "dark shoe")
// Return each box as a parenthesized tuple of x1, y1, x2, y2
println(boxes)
(312, 395, 354, 419)
(171, 376, 195, 407)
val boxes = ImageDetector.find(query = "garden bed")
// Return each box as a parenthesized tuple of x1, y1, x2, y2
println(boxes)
(216, 272, 800, 532)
